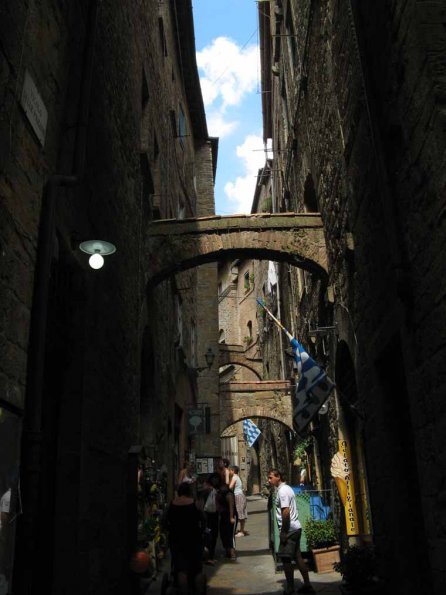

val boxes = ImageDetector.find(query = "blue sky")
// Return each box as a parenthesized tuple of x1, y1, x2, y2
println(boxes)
(192, 1, 268, 215)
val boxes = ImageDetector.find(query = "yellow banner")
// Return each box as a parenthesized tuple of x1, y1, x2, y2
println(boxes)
(331, 440, 360, 536)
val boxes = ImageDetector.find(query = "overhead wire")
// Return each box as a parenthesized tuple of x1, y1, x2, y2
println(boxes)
(201, 27, 259, 92)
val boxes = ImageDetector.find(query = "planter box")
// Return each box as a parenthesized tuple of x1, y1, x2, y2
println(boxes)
(312, 545, 340, 573)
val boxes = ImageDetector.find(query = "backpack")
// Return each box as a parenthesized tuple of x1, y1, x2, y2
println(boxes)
(204, 488, 217, 513)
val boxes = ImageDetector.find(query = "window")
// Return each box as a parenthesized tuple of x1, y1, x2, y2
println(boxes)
(281, 78, 290, 139)
(178, 105, 187, 147)
(175, 295, 183, 347)
(244, 322, 253, 346)
(158, 18, 168, 57)
(170, 110, 177, 137)
(303, 173, 319, 212)
(178, 196, 186, 219)
(285, 4, 298, 70)
(153, 133, 159, 161)
(190, 320, 196, 367)
(140, 154, 155, 219)
(141, 67, 149, 108)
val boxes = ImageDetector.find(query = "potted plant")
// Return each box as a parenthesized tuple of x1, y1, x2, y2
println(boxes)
(293, 437, 312, 465)
(304, 518, 340, 573)
(333, 545, 381, 594)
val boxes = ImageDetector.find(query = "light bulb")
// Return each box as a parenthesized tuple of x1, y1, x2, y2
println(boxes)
(319, 401, 329, 415)
(89, 252, 104, 269)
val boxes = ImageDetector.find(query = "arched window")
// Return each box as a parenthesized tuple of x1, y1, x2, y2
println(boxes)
(303, 173, 318, 212)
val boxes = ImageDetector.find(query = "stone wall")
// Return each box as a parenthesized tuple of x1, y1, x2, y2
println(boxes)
(264, 0, 446, 591)
(0, 1, 217, 593)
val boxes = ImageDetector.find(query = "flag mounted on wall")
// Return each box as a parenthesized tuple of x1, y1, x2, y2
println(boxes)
(243, 419, 261, 447)
(291, 337, 335, 432)
(256, 299, 335, 433)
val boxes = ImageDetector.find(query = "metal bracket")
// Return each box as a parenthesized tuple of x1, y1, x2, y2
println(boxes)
(307, 322, 338, 337)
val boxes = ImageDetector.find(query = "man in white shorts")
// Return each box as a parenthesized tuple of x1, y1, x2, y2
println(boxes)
(268, 469, 314, 594)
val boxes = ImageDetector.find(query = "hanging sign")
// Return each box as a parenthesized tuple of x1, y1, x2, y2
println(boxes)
(188, 406, 205, 435)
(20, 71, 48, 146)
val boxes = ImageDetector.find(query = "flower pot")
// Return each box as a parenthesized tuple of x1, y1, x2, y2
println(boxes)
(311, 544, 340, 573)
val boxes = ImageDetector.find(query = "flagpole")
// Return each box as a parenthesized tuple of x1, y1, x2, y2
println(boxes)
(256, 299, 295, 342)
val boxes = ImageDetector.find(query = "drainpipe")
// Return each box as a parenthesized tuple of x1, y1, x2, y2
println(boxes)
(17, 0, 100, 590)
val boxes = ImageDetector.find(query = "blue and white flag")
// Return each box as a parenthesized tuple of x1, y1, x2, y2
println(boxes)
(243, 419, 261, 447)
(291, 338, 335, 432)
(255, 299, 335, 433)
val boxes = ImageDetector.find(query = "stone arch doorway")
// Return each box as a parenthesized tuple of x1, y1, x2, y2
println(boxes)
(335, 340, 372, 542)
(221, 416, 293, 496)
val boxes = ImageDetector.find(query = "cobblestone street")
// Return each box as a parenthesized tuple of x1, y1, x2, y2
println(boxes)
(154, 496, 342, 595)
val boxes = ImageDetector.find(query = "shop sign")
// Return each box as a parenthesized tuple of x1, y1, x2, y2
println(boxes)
(331, 439, 360, 536)
(188, 406, 205, 434)
(20, 71, 48, 146)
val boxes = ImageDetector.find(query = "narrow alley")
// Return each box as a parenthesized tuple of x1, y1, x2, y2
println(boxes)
(1, 1, 445, 594)
(152, 497, 341, 595)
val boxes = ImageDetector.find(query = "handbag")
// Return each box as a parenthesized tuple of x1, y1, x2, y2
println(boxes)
(204, 488, 217, 513)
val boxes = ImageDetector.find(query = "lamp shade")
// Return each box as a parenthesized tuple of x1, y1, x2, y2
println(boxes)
(79, 240, 116, 256)
(79, 240, 116, 269)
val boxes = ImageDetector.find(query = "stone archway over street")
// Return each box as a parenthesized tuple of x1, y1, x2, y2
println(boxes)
(219, 343, 263, 379)
(219, 380, 294, 433)
(146, 213, 327, 288)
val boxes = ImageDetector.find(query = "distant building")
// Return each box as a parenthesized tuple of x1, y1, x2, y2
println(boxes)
(218, 161, 294, 493)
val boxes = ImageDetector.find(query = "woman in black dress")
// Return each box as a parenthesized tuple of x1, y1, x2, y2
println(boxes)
(165, 482, 205, 593)
(217, 480, 237, 560)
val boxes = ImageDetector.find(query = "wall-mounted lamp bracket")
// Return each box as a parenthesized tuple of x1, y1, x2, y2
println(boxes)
(189, 347, 215, 376)
(307, 323, 338, 338)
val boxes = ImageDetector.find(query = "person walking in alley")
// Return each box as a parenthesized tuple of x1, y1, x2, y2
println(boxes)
(217, 477, 237, 560)
(164, 482, 206, 594)
(229, 465, 249, 537)
(178, 460, 196, 487)
(216, 457, 230, 486)
(268, 469, 314, 594)
(202, 473, 220, 566)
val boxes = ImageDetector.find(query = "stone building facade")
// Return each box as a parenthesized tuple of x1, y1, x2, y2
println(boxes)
(0, 1, 217, 593)
(217, 164, 295, 493)
(218, 257, 260, 490)
(260, 0, 446, 592)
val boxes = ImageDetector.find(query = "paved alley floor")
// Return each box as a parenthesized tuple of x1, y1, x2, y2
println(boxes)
(153, 495, 342, 595)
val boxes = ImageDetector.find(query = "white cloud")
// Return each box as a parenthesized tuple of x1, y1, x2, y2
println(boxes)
(224, 134, 271, 214)
(197, 37, 258, 108)
(206, 111, 238, 138)
(196, 36, 270, 215)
